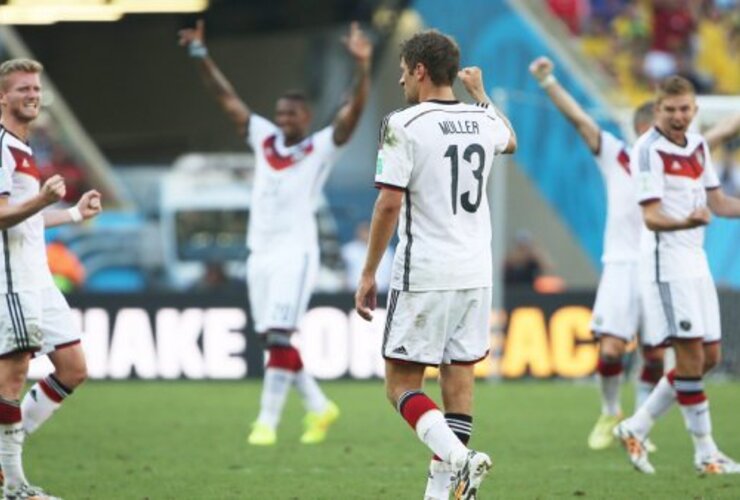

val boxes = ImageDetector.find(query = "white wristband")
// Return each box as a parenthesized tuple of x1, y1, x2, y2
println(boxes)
(189, 41, 208, 59)
(539, 74, 557, 88)
(67, 206, 83, 223)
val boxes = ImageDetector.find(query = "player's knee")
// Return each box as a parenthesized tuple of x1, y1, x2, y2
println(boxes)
(599, 337, 625, 358)
(57, 362, 88, 389)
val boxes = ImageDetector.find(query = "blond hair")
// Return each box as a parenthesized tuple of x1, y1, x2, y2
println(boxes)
(0, 58, 43, 91)
(655, 75, 695, 104)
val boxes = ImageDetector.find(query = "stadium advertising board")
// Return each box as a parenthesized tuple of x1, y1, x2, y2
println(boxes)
(28, 291, 740, 379)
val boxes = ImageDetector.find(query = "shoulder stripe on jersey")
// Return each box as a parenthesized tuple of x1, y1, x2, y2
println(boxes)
(403, 191, 413, 291)
(378, 108, 405, 149)
(474, 102, 489, 108)
(638, 128, 661, 172)
(657, 282, 678, 338)
(382, 289, 400, 354)
(1, 230, 12, 294)
(404, 109, 486, 128)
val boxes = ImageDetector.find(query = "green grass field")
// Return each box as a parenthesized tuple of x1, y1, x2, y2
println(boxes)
(22, 380, 740, 499)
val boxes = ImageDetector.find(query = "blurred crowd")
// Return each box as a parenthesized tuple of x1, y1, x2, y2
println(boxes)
(547, 0, 740, 105)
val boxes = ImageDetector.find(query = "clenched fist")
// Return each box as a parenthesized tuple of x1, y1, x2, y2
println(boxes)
(528, 56, 554, 82)
(40, 175, 66, 205)
(76, 190, 103, 220)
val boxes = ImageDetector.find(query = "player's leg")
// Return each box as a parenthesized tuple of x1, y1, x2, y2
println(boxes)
(0, 352, 32, 494)
(22, 287, 85, 436)
(291, 251, 338, 444)
(386, 360, 469, 466)
(22, 342, 86, 435)
(588, 263, 637, 449)
(588, 334, 627, 449)
(635, 345, 665, 410)
(439, 288, 492, 499)
(423, 363, 475, 500)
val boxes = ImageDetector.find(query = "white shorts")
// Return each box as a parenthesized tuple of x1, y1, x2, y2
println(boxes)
(247, 249, 318, 333)
(0, 286, 80, 357)
(590, 262, 641, 342)
(641, 277, 721, 347)
(382, 287, 491, 366)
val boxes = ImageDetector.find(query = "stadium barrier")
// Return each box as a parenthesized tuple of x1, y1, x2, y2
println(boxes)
(28, 290, 740, 379)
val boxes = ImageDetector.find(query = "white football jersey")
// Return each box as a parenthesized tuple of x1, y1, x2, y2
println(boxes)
(632, 127, 719, 282)
(245, 114, 341, 252)
(375, 100, 511, 291)
(0, 126, 54, 293)
(594, 131, 641, 263)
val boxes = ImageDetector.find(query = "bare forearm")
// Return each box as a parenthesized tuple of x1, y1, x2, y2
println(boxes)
(0, 196, 48, 230)
(43, 209, 75, 228)
(333, 62, 371, 145)
(643, 210, 697, 231)
(195, 57, 249, 128)
(543, 82, 600, 151)
(362, 199, 399, 276)
(709, 192, 740, 218)
(705, 114, 740, 150)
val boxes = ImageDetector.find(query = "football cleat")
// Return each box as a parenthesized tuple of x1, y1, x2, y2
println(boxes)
(695, 451, 740, 475)
(3, 483, 61, 500)
(247, 422, 276, 446)
(300, 401, 340, 444)
(587, 413, 621, 450)
(452, 450, 492, 500)
(613, 422, 655, 474)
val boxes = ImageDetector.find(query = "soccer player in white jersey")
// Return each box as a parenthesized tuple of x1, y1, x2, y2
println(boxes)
(614, 75, 740, 475)
(355, 31, 516, 500)
(528, 56, 667, 451)
(0, 59, 102, 499)
(179, 20, 371, 446)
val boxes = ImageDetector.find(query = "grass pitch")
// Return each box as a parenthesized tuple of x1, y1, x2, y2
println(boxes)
(24, 379, 740, 499)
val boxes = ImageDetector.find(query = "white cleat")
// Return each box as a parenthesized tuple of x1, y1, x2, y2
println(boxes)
(695, 451, 740, 475)
(3, 483, 62, 500)
(452, 450, 492, 500)
(644, 437, 657, 453)
(613, 422, 655, 474)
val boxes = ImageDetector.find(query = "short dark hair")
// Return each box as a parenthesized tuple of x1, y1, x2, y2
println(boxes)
(279, 90, 309, 104)
(400, 30, 460, 86)
(633, 100, 654, 129)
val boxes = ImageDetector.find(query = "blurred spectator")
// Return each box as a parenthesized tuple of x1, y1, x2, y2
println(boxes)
(341, 221, 393, 293)
(47, 241, 85, 293)
(547, 0, 591, 35)
(504, 230, 558, 289)
(190, 261, 243, 292)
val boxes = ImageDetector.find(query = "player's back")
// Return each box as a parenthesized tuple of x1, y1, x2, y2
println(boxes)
(375, 100, 511, 292)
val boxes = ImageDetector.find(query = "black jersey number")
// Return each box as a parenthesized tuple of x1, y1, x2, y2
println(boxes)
(444, 143, 485, 214)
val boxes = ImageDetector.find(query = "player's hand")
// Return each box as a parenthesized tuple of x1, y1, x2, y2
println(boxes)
(76, 190, 103, 220)
(178, 19, 205, 47)
(39, 175, 65, 205)
(529, 56, 554, 82)
(355, 273, 377, 322)
(687, 206, 711, 227)
(458, 66, 485, 99)
(342, 22, 372, 67)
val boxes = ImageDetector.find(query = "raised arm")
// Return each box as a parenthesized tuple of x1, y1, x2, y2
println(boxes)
(704, 113, 740, 151)
(332, 22, 373, 146)
(458, 66, 517, 154)
(528, 56, 601, 153)
(179, 20, 250, 136)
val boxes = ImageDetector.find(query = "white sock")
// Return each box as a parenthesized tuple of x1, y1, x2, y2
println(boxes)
(679, 400, 718, 458)
(21, 377, 68, 435)
(0, 415, 28, 492)
(600, 374, 621, 416)
(635, 381, 655, 411)
(294, 370, 329, 413)
(625, 376, 675, 439)
(424, 459, 454, 500)
(415, 410, 469, 467)
(256, 368, 296, 428)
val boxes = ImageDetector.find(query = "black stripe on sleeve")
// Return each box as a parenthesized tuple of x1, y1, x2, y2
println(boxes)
(402, 191, 413, 291)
